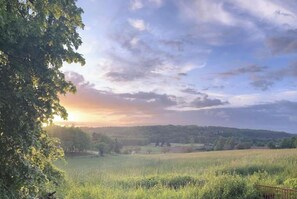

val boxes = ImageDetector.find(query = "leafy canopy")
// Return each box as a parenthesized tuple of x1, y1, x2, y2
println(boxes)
(46, 125, 91, 153)
(0, 0, 84, 198)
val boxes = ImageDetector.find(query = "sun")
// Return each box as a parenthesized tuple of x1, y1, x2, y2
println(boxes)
(53, 110, 83, 123)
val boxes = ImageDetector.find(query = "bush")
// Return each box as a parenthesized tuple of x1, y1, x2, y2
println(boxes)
(199, 175, 259, 199)
(284, 178, 297, 189)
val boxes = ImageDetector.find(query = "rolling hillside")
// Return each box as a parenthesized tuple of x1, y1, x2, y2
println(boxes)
(82, 125, 293, 146)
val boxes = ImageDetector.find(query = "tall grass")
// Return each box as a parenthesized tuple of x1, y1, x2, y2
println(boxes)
(55, 149, 297, 198)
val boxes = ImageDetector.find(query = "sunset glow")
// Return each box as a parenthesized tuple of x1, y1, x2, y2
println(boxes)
(55, 0, 297, 133)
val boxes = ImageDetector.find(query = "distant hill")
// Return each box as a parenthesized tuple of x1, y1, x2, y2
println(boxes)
(82, 125, 293, 146)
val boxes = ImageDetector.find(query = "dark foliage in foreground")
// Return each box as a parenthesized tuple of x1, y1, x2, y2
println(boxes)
(0, 0, 84, 198)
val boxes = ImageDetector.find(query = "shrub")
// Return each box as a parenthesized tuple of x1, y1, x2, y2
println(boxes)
(284, 178, 297, 189)
(199, 174, 259, 199)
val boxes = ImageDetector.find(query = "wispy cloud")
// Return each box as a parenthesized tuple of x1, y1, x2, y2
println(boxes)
(232, 0, 297, 29)
(190, 95, 228, 108)
(180, 88, 203, 95)
(217, 65, 268, 78)
(58, 0, 297, 131)
(60, 73, 297, 132)
(128, 18, 148, 31)
(266, 29, 297, 54)
(250, 62, 297, 90)
(130, 0, 143, 10)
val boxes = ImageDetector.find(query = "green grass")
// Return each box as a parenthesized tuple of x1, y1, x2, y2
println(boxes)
(55, 149, 297, 199)
(122, 143, 205, 154)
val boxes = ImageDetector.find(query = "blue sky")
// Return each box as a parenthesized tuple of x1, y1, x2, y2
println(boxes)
(58, 0, 297, 133)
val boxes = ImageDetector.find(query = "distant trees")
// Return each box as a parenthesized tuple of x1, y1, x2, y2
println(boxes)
(213, 137, 251, 151)
(214, 137, 226, 150)
(267, 137, 297, 149)
(267, 141, 277, 149)
(235, 142, 252, 150)
(280, 137, 296, 148)
(47, 127, 123, 156)
(46, 126, 91, 153)
(83, 125, 292, 149)
(92, 133, 122, 156)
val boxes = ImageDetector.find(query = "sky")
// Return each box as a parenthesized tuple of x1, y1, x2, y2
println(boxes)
(56, 0, 297, 133)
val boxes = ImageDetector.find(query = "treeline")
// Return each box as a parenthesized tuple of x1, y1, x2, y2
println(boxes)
(46, 126, 90, 153)
(82, 125, 293, 148)
(46, 126, 122, 156)
(268, 137, 297, 149)
(212, 137, 252, 150)
(92, 133, 122, 156)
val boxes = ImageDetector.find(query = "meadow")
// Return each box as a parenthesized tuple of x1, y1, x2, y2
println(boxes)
(55, 149, 297, 199)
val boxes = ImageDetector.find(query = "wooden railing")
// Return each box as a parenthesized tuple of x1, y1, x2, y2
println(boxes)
(256, 184, 297, 199)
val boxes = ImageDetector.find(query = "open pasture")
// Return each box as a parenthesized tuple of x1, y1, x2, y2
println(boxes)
(55, 149, 297, 199)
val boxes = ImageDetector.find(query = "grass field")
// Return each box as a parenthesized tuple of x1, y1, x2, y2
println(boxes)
(55, 149, 297, 199)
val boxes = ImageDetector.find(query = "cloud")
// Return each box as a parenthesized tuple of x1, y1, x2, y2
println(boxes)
(160, 39, 184, 52)
(130, 0, 143, 10)
(128, 19, 147, 31)
(63, 72, 177, 114)
(149, 0, 164, 7)
(232, 0, 297, 29)
(102, 53, 164, 81)
(215, 63, 297, 90)
(103, 22, 209, 83)
(176, 2, 264, 46)
(163, 100, 297, 133)
(104, 71, 145, 82)
(177, 0, 236, 26)
(129, 0, 164, 10)
(175, 0, 297, 47)
(180, 88, 203, 95)
(120, 92, 177, 107)
(217, 65, 268, 78)
(266, 29, 297, 54)
(250, 78, 275, 91)
(61, 72, 297, 132)
(190, 94, 228, 108)
(250, 62, 297, 90)
(219, 100, 297, 132)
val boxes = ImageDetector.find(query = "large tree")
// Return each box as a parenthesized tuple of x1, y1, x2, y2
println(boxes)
(0, 0, 84, 198)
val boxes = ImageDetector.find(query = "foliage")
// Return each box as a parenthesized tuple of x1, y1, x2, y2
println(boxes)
(267, 136, 297, 149)
(83, 125, 292, 148)
(46, 125, 91, 153)
(199, 175, 259, 199)
(92, 133, 122, 156)
(280, 137, 297, 148)
(214, 137, 226, 150)
(267, 141, 276, 149)
(284, 178, 297, 189)
(96, 142, 108, 156)
(0, 0, 84, 197)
